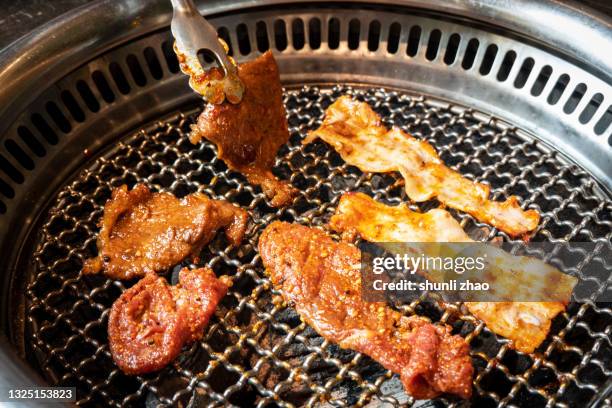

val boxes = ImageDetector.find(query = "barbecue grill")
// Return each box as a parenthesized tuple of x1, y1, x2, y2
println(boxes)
(0, 0, 610, 406)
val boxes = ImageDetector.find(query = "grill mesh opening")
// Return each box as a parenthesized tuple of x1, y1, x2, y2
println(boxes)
(25, 86, 611, 407)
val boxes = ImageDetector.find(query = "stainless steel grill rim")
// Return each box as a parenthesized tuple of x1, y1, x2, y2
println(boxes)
(0, 1, 609, 406)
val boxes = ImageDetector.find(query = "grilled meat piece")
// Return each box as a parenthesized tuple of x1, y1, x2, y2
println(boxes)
(109, 268, 230, 375)
(190, 51, 297, 207)
(331, 191, 473, 243)
(258, 221, 473, 399)
(304, 96, 540, 238)
(466, 302, 566, 353)
(329, 192, 576, 353)
(83, 184, 247, 280)
(172, 267, 231, 343)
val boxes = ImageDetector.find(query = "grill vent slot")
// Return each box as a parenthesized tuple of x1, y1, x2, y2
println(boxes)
(217, 27, 233, 56)
(60, 90, 85, 122)
(161, 41, 180, 73)
(92, 70, 116, 103)
(443, 33, 460, 65)
(4, 140, 34, 170)
(0, 154, 24, 183)
(348, 19, 360, 50)
(17, 126, 45, 157)
(0, 177, 14, 199)
(31, 114, 58, 145)
(564, 83, 587, 114)
(368, 20, 381, 51)
(387, 22, 401, 54)
(497, 50, 516, 81)
(109, 62, 131, 95)
(237, 23, 251, 55)
(291, 19, 305, 50)
(328, 18, 340, 49)
(143, 47, 163, 80)
(531, 65, 552, 96)
(514, 57, 535, 89)
(425, 29, 441, 60)
(479, 44, 498, 75)
(579, 93, 603, 124)
(462, 38, 479, 69)
(126, 54, 147, 87)
(547, 74, 570, 105)
(45, 102, 71, 133)
(274, 20, 288, 51)
(0, 15, 605, 201)
(404, 25, 420, 57)
(76, 80, 100, 112)
(256, 21, 270, 52)
(594, 105, 612, 135)
(308, 18, 321, 50)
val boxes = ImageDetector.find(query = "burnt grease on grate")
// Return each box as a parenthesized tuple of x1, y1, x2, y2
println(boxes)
(27, 86, 611, 407)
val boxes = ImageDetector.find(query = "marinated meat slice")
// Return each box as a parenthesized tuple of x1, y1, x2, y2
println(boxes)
(330, 192, 472, 243)
(190, 51, 297, 207)
(258, 221, 473, 399)
(108, 273, 185, 375)
(329, 192, 576, 353)
(304, 96, 540, 238)
(83, 184, 247, 280)
(172, 267, 231, 343)
(466, 302, 566, 353)
(109, 268, 229, 375)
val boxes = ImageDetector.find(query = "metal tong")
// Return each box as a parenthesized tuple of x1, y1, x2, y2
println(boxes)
(170, 0, 244, 104)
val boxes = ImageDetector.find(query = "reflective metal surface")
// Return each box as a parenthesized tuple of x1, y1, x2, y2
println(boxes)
(0, 0, 610, 135)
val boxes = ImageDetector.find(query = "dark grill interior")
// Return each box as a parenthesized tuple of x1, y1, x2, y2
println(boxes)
(26, 85, 611, 407)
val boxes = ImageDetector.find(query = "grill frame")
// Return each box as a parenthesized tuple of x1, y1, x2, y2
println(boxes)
(0, 0, 609, 406)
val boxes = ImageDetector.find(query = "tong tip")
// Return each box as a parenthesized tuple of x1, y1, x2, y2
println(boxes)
(174, 40, 244, 104)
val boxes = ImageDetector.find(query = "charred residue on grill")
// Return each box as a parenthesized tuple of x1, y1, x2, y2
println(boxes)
(26, 86, 612, 407)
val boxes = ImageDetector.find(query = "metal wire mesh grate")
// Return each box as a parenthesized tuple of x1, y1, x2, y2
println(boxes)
(27, 85, 611, 407)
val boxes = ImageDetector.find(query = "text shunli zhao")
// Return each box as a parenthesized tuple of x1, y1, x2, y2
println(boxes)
(359, 242, 608, 302)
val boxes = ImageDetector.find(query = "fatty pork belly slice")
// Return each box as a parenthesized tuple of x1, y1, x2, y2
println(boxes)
(258, 221, 473, 400)
(108, 267, 230, 375)
(304, 95, 540, 238)
(190, 51, 297, 207)
(329, 192, 576, 353)
(83, 184, 247, 280)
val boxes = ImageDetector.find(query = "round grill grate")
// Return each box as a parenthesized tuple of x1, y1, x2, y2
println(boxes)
(27, 85, 612, 407)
